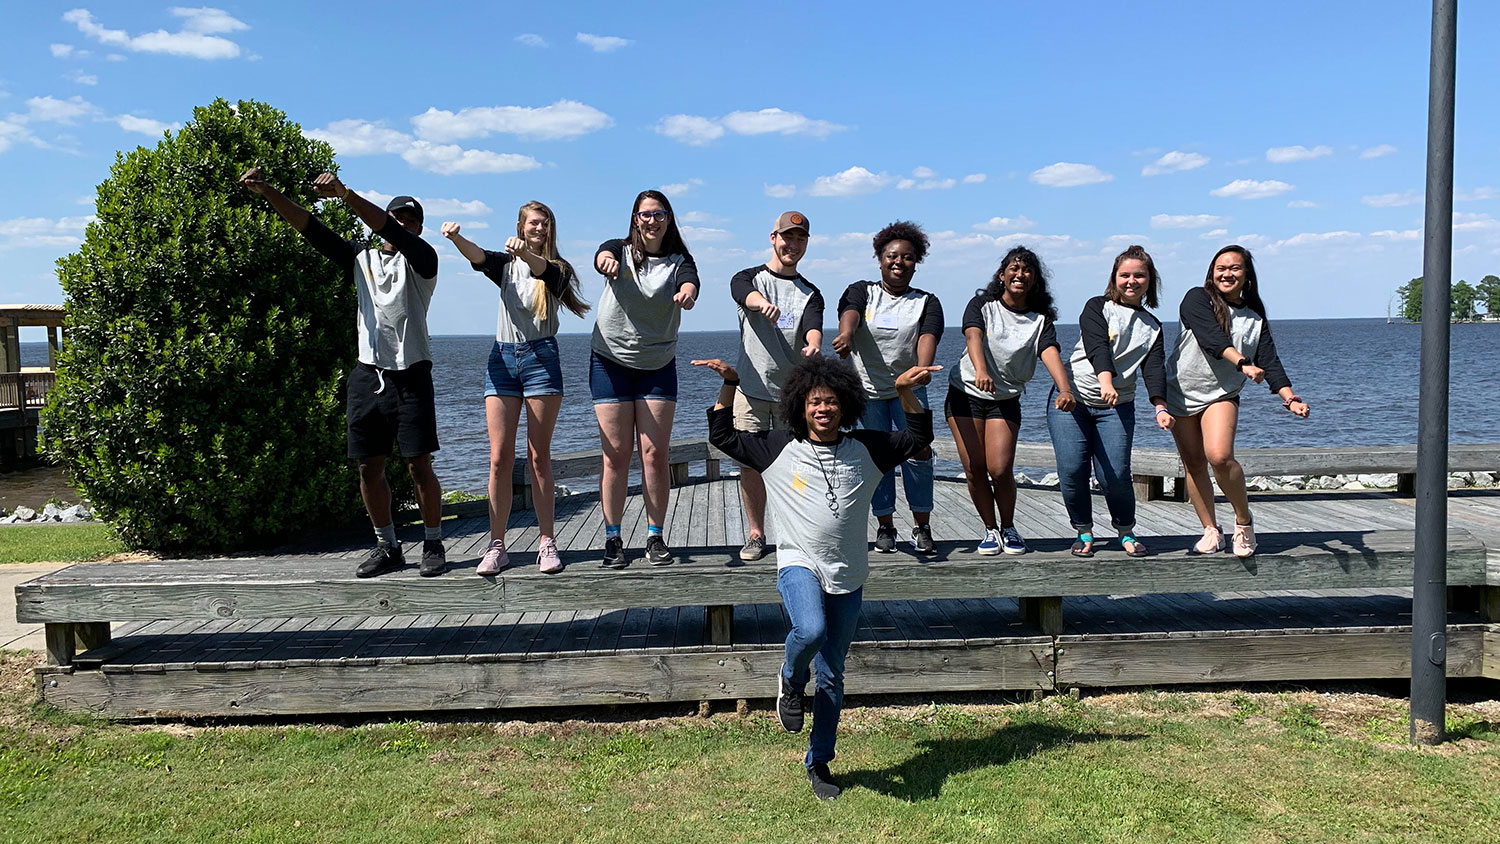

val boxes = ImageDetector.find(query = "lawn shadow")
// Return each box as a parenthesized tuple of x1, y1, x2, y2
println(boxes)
(841, 722, 1143, 802)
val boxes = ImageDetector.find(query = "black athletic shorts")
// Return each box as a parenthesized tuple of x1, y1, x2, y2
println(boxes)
(943, 384, 1022, 424)
(346, 361, 440, 459)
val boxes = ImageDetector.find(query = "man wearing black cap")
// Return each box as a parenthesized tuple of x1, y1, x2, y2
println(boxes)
(239, 168, 447, 578)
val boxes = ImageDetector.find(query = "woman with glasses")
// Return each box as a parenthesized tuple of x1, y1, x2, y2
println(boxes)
(441, 202, 590, 576)
(590, 190, 700, 568)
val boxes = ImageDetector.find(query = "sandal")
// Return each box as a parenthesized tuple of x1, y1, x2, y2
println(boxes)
(1070, 532, 1095, 558)
(1120, 533, 1148, 558)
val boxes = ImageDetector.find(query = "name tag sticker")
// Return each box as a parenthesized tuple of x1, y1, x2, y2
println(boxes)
(872, 313, 900, 330)
(776, 311, 796, 329)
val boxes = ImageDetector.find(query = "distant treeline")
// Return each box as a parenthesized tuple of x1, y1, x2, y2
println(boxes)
(1396, 275, 1500, 321)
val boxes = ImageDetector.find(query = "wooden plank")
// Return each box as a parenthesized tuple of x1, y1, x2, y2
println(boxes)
(40, 638, 1055, 717)
(1018, 596, 1064, 636)
(527, 610, 578, 657)
(584, 609, 627, 655)
(1056, 627, 1488, 687)
(673, 605, 707, 651)
(706, 605, 733, 646)
(560, 609, 602, 654)
(645, 607, 679, 651)
(731, 603, 760, 647)
(613, 607, 653, 653)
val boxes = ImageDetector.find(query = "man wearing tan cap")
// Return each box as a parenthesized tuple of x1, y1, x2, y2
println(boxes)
(726, 211, 824, 560)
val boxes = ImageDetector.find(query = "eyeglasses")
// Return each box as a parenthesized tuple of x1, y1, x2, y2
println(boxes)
(635, 210, 669, 222)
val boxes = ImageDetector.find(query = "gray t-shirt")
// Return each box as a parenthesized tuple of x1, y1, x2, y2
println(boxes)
(838, 281, 944, 400)
(1166, 287, 1291, 415)
(709, 405, 934, 594)
(731, 265, 824, 402)
(952, 294, 1060, 401)
(473, 251, 568, 343)
(1066, 296, 1166, 408)
(590, 239, 700, 371)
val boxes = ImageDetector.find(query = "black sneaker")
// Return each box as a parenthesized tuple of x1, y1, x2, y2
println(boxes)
(356, 542, 404, 578)
(419, 539, 447, 577)
(739, 534, 767, 561)
(601, 536, 628, 569)
(807, 763, 841, 800)
(912, 524, 936, 555)
(874, 524, 898, 553)
(776, 664, 805, 733)
(644, 534, 674, 566)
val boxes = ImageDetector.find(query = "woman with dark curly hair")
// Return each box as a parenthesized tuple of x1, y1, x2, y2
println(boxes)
(1166, 245, 1309, 558)
(695, 354, 939, 800)
(831, 221, 944, 554)
(590, 190, 700, 569)
(947, 246, 1074, 555)
(1049, 245, 1171, 558)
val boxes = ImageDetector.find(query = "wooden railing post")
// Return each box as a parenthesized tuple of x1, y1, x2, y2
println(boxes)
(1019, 597, 1064, 636)
(707, 605, 733, 645)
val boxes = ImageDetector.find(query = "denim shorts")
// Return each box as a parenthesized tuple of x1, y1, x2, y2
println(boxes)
(485, 337, 564, 398)
(588, 351, 677, 403)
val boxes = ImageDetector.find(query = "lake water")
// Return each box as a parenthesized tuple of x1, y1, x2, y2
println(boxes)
(19, 318, 1500, 494)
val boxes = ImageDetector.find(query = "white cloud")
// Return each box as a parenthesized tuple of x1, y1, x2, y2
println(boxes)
(63, 7, 249, 60)
(1277, 231, 1361, 247)
(972, 215, 1035, 232)
(400, 141, 541, 175)
(1454, 212, 1499, 231)
(911, 166, 936, 179)
(656, 108, 844, 145)
(678, 210, 727, 224)
(1201, 228, 1229, 239)
(50, 43, 75, 58)
(806, 166, 892, 197)
(1457, 187, 1498, 201)
(114, 114, 179, 136)
(411, 100, 612, 142)
(307, 119, 412, 156)
(1266, 144, 1332, 163)
(897, 168, 957, 191)
(1360, 144, 1397, 159)
(23, 95, 96, 123)
(655, 114, 724, 145)
(1362, 190, 1421, 208)
(1030, 162, 1112, 187)
(359, 190, 493, 218)
(680, 225, 732, 242)
(0, 214, 94, 250)
(1151, 214, 1231, 229)
(1370, 229, 1421, 241)
(66, 69, 99, 85)
(658, 178, 704, 196)
(1142, 151, 1209, 176)
(577, 32, 630, 52)
(962, 173, 986, 184)
(514, 33, 548, 47)
(764, 183, 796, 199)
(1210, 179, 1294, 199)
(1287, 200, 1320, 208)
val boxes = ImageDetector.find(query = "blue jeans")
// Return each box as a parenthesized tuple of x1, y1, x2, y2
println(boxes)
(485, 337, 564, 398)
(778, 566, 863, 768)
(1046, 388, 1137, 534)
(859, 387, 933, 517)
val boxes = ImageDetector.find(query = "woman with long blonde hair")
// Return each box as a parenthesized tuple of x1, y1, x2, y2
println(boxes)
(443, 201, 590, 574)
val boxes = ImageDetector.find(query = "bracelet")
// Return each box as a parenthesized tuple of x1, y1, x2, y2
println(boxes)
(1234, 358, 1251, 371)
(1155, 407, 1170, 416)
(1283, 395, 1303, 409)
(723, 380, 740, 387)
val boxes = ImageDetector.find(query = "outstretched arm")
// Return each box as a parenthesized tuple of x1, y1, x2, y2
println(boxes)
(239, 167, 312, 232)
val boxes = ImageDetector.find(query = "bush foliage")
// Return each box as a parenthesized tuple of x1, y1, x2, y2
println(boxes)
(46, 99, 362, 551)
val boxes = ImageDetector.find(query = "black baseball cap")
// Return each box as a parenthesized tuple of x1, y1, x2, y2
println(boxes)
(385, 196, 424, 223)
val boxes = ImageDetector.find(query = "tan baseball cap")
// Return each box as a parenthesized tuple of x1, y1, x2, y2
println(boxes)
(774, 211, 810, 235)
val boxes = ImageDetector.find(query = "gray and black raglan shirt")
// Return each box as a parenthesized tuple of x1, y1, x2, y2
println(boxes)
(302, 215, 438, 370)
(709, 405, 934, 594)
(1066, 296, 1166, 408)
(473, 251, 566, 342)
(951, 294, 1059, 401)
(591, 239, 700, 371)
(1166, 287, 1291, 415)
(731, 265, 824, 402)
(838, 281, 944, 400)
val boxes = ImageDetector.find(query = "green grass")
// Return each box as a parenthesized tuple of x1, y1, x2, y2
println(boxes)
(0, 523, 127, 564)
(1, 652, 1497, 844)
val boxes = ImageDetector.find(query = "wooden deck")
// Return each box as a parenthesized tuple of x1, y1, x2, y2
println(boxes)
(26, 477, 1500, 717)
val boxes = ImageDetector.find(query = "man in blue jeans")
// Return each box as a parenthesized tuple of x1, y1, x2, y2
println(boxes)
(696, 354, 937, 800)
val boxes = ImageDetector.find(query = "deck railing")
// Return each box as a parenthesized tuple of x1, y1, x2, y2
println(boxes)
(0, 371, 55, 411)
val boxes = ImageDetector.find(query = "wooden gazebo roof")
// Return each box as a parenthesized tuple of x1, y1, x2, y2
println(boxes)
(0, 305, 66, 328)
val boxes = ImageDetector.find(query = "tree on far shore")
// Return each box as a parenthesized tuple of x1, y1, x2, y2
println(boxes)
(45, 99, 361, 551)
(1398, 277, 1423, 321)
(1396, 275, 1493, 321)
(1479, 275, 1500, 316)
(1452, 280, 1477, 321)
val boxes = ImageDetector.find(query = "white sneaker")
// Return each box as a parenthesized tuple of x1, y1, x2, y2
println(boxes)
(977, 528, 1002, 556)
(1232, 522, 1257, 558)
(1192, 525, 1225, 555)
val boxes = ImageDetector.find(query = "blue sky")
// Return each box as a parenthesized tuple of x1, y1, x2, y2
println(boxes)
(3, 2, 1498, 337)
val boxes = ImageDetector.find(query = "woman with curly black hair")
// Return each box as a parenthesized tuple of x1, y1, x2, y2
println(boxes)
(695, 354, 939, 800)
(947, 246, 1074, 555)
(831, 221, 944, 554)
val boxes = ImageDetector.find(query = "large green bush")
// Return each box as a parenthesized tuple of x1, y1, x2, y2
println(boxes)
(46, 99, 362, 551)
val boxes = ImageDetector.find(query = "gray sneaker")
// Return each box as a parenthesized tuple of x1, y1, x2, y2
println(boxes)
(874, 524, 898, 553)
(644, 534, 674, 566)
(911, 524, 936, 555)
(739, 534, 767, 561)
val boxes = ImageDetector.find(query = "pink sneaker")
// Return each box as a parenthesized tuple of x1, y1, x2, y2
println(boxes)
(477, 539, 509, 575)
(1232, 522, 1257, 558)
(537, 536, 564, 574)
(1193, 525, 1225, 554)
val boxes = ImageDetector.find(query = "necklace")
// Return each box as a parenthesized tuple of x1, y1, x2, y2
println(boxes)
(811, 440, 842, 517)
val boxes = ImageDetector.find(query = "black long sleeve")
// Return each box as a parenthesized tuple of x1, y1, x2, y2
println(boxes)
(708, 405, 788, 473)
(1078, 296, 1116, 376)
(795, 288, 825, 349)
(299, 216, 360, 269)
(850, 409, 934, 475)
(1255, 322, 1292, 392)
(918, 294, 944, 342)
(375, 217, 438, 278)
(474, 250, 562, 293)
(837, 281, 869, 320)
(1179, 287, 1233, 358)
(1142, 330, 1167, 401)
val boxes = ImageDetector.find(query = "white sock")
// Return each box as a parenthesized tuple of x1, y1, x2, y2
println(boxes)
(375, 523, 397, 546)
(425, 526, 441, 542)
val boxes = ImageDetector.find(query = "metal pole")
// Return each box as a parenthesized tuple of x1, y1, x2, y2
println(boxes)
(1411, 0, 1456, 746)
